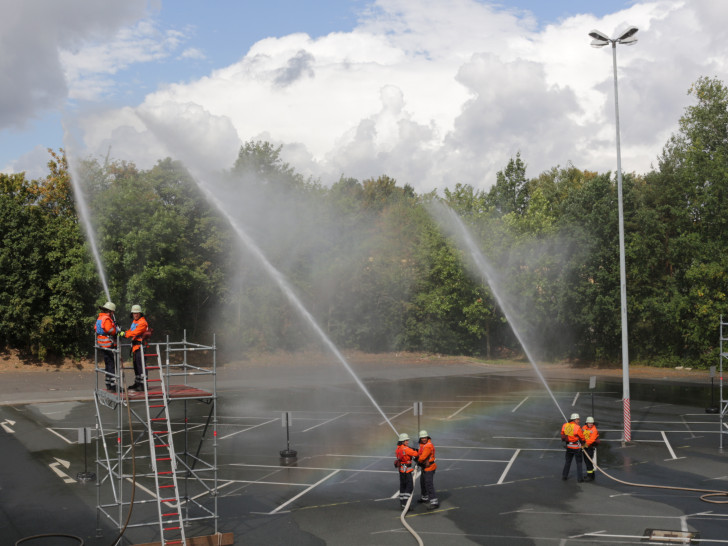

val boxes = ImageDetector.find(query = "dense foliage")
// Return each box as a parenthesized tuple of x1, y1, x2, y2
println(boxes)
(2, 77, 727, 367)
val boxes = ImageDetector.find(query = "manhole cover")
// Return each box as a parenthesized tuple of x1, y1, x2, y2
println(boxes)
(643, 529, 699, 544)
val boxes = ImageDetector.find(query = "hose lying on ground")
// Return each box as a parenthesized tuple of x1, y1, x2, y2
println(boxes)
(582, 447, 728, 504)
(400, 467, 424, 546)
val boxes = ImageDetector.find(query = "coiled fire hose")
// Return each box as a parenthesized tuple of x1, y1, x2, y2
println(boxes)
(581, 446, 728, 504)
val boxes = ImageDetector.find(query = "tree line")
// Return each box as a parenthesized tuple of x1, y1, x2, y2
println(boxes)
(1, 76, 726, 368)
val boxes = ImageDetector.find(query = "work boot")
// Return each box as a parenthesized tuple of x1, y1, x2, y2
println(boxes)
(106, 383, 117, 392)
(128, 382, 145, 392)
(418, 496, 429, 504)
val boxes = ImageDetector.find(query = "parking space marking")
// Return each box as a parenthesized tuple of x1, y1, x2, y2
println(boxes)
(379, 407, 410, 425)
(218, 417, 279, 440)
(511, 397, 528, 413)
(571, 392, 580, 406)
(46, 426, 73, 444)
(267, 469, 341, 514)
(661, 430, 680, 460)
(497, 449, 520, 484)
(302, 413, 348, 432)
(447, 401, 472, 420)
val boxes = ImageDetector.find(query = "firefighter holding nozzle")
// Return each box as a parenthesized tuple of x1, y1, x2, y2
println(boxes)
(561, 413, 586, 481)
(119, 304, 150, 391)
(395, 433, 419, 510)
(95, 301, 122, 391)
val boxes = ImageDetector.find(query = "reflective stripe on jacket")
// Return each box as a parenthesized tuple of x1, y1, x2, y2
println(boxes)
(417, 440, 437, 471)
(582, 424, 599, 447)
(561, 421, 585, 450)
(95, 313, 118, 348)
(396, 444, 419, 474)
(124, 316, 149, 353)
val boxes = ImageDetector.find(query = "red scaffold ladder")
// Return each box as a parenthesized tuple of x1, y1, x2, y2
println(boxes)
(140, 344, 186, 546)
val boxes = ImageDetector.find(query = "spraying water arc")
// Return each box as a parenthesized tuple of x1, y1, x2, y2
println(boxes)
(432, 202, 568, 423)
(63, 132, 111, 300)
(191, 173, 399, 436)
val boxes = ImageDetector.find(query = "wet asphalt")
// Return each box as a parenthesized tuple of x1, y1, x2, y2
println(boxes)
(1, 359, 727, 545)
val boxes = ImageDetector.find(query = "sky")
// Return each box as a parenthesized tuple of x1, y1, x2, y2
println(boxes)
(1, 0, 727, 194)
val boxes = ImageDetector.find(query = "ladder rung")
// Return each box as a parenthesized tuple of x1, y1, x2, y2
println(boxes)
(162, 511, 179, 516)
(148, 379, 161, 383)
(155, 444, 169, 448)
(165, 541, 183, 545)
(158, 470, 173, 475)
(149, 404, 164, 408)
(161, 499, 178, 504)
(145, 353, 158, 357)
(151, 417, 166, 421)
(147, 366, 160, 370)
(157, 457, 171, 461)
(160, 484, 175, 489)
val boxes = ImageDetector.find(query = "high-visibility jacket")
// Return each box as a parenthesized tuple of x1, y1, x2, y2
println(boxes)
(95, 312, 119, 348)
(396, 443, 419, 474)
(561, 420, 585, 450)
(124, 315, 149, 353)
(582, 424, 599, 447)
(417, 439, 437, 472)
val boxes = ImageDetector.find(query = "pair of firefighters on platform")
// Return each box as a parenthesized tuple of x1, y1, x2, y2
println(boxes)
(395, 430, 438, 511)
(95, 301, 150, 392)
(561, 413, 599, 482)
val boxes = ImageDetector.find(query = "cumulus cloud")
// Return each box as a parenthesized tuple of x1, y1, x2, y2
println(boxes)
(0, 0, 150, 128)
(17, 0, 728, 193)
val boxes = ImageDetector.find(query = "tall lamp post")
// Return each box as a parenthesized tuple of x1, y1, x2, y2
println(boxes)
(589, 26, 638, 443)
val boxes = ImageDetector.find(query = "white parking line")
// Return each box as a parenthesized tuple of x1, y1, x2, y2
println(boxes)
(497, 449, 520, 484)
(511, 397, 528, 413)
(218, 417, 279, 440)
(660, 430, 679, 460)
(46, 427, 73, 444)
(572, 392, 580, 406)
(379, 407, 410, 425)
(302, 413, 349, 432)
(267, 470, 341, 514)
(447, 401, 472, 420)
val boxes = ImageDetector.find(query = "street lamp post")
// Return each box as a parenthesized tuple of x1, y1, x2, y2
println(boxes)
(589, 26, 638, 443)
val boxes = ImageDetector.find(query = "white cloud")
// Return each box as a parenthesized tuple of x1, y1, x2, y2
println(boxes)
(74, 0, 728, 193)
(60, 20, 188, 101)
(0, 0, 150, 128)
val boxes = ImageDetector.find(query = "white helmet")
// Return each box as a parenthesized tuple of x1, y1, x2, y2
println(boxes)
(419, 430, 429, 439)
(398, 433, 410, 442)
(131, 304, 142, 313)
(570, 413, 580, 420)
(101, 301, 116, 312)
(586, 416, 595, 424)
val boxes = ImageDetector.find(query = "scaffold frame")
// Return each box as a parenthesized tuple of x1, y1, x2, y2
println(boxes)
(93, 331, 219, 544)
(720, 315, 727, 451)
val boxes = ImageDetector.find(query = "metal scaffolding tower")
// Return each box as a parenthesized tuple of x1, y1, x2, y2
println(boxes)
(93, 332, 224, 545)
(720, 316, 728, 451)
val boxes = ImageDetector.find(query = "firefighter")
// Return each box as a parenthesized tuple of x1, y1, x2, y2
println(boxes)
(416, 430, 439, 509)
(121, 304, 150, 391)
(561, 413, 586, 481)
(582, 416, 599, 481)
(395, 433, 419, 510)
(95, 301, 121, 391)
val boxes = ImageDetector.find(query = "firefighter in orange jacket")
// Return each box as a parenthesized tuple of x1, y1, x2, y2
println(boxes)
(582, 416, 599, 481)
(561, 413, 586, 481)
(95, 301, 121, 391)
(395, 433, 419, 510)
(121, 304, 149, 391)
(416, 430, 439, 509)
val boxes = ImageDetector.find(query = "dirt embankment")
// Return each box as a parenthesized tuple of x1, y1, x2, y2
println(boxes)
(0, 348, 712, 384)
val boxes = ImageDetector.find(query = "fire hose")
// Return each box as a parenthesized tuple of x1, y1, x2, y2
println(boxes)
(581, 446, 728, 504)
(400, 466, 424, 546)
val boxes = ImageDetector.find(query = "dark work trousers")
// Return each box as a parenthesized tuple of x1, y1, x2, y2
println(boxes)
(420, 470, 438, 506)
(562, 448, 584, 480)
(583, 446, 596, 479)
(102, 349, 116, 387)
(398, 471, 414, 507)
(132, 346, 147, 385)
